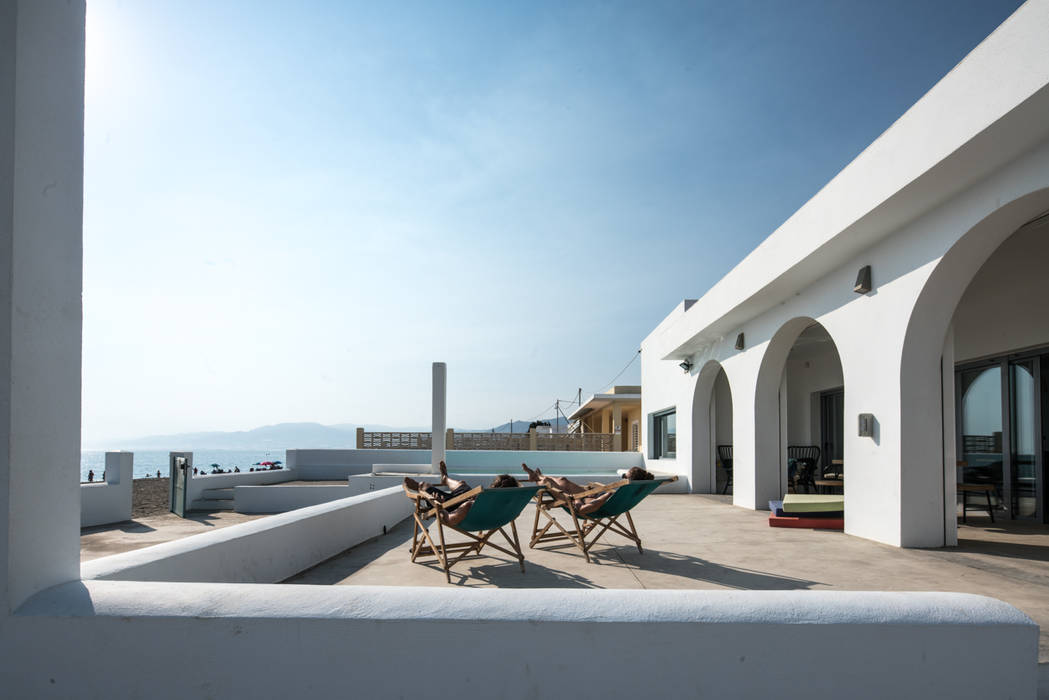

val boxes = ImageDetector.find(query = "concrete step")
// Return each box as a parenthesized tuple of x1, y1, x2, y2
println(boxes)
(189, 498, 234, 511)
(201, 488, 234, 499)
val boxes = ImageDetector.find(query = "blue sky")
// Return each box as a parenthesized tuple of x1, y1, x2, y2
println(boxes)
(82, 0, 1024, 444)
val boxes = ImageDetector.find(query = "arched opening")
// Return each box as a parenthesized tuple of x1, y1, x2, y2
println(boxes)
(754, 319, 845, 511)
(691, 361, 733, 494)
(953, 212, 1049, 526)
(901, 187, 1049, 545)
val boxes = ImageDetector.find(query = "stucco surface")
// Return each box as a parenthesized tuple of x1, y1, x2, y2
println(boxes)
(294, 493, 1049, 663)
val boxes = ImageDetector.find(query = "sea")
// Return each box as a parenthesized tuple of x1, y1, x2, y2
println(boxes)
(80, 449, 286, 482)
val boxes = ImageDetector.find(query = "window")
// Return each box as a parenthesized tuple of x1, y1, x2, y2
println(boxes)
(652, 410, 676, 458)
(630, 421, 640, 451)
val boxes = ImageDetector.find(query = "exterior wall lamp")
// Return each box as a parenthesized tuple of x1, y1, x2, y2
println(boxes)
(854, 265, 872, 294)
(734, 333, 745, 350)
(679, 359, 693, 373)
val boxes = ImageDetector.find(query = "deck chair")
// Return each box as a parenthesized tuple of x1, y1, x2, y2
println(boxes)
(529, 476, 677, 563)
(404, 481, 541, 583)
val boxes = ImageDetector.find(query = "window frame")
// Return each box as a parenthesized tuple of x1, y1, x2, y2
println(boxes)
(652, 408, 677, 459)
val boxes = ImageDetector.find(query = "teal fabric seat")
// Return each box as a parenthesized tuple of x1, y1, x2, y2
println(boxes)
(456, 485, 541, 532)
(572, 478, 669, 521)
(406, 483, 540, 583)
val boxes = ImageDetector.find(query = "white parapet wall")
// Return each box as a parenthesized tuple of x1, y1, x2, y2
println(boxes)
(237, 468, 683, 514)
(233, 484, 361, 514)
(80, 452, 134, 528)
(288, 448, 646, 480)
(11, 586, 1038, 699)
(82, 487, 411, 583)
(185, 464, 294, 507)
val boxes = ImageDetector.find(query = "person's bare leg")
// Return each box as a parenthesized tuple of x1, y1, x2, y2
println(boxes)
(438, 461, 470, 493)
(544, 475, 585, 495)
(522, 463, 542, 482)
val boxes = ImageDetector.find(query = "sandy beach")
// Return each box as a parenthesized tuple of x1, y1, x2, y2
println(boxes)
(132, 477, 171, 518)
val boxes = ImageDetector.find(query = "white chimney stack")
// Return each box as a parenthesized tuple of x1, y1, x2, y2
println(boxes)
(431, 362, 446, 474)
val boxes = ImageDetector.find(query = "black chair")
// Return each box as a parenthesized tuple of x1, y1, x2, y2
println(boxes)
(716, 445, 733, 494)
(787, 446, 821, 493)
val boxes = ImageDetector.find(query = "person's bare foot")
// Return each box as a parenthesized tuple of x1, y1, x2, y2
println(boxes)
(522, 463, 542, 482)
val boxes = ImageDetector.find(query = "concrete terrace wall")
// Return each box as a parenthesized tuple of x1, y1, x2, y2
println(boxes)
(234, 484, 360, 513)
(10, 587, 1038, 699)
(185, 465, 293, 505)
(82, 487, 409, 583)
(289, 448, 644, 480)
(80, 452, 133, 528)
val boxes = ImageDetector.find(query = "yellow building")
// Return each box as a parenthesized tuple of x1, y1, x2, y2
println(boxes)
(568, 385, 642, 452)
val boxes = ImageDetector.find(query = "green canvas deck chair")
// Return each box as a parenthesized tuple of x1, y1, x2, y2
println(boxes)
(529, 476, 677, 563)
(404, 481, 542, 583)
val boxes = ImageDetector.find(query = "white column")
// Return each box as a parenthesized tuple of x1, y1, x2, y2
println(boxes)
(431, 362, 446, 473)
(0, 0, 86, 612)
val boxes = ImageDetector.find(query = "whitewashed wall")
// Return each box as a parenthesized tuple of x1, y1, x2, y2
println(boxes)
(184, 464, 293, 505)
(80, 452, 133, 528)
(644, 139, 1049, 547)
(9, 587, 1038, 700)
(82, 487, 410, 583)
(289, 448, 644, 480)
(233, 484, 357, 513)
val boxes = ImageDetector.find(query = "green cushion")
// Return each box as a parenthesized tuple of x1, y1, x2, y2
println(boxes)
(575, 478, 673, 520)
(781, 494, 844, 513)
(456, 485, 541, 532)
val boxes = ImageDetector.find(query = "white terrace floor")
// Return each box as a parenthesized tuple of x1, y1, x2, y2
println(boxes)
(286, 494, 1049, 662)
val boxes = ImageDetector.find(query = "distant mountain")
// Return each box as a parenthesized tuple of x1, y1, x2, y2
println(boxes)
(100, 422, 415, 450)
(92, 417, 570, 450)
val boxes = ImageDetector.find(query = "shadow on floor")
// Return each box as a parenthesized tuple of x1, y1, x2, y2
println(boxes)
(181, 512, 231, 527)
(954, 539, 1049, 563)
(414, 557, 603, 588)
(80, 520, 156, 535)
(588, 546, 821, 590)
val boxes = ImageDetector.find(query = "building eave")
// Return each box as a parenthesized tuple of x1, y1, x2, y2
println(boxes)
(652, 2, 1049, 361)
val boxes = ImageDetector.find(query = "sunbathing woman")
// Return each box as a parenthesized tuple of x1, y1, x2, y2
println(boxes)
(521, 464, 654, 515)
(404, 462, 519, 526)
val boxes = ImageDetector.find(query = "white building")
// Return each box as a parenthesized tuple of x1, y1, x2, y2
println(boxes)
(640, 0, 1049, 548)
(0, 2, 1044, 697)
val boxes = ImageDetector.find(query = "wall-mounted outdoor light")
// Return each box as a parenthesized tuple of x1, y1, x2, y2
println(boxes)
(858, 413, 875, 437)
(854, 265, 872, 294)
(679, 359, 693, 373)
(734, 333, 745, 351)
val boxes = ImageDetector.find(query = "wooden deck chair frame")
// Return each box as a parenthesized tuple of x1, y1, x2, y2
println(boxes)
(403, 482, 538, 583)
(529, 476, 677, 563)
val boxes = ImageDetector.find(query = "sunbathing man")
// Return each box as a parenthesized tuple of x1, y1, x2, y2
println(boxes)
(521, 464, 654, 515)
(404, 462, 519, 526)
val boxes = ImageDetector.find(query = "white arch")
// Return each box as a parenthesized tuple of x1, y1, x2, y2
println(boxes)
(691, 360, 732, 493)
(900, 187, 1049, 545)
(753, 318, 845, 509)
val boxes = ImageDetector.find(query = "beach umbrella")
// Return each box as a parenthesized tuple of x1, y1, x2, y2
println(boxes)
(259, 461, 274, 466)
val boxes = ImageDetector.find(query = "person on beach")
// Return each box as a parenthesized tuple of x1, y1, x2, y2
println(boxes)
(521, 464, 654, 515)
(87, 470, 94, 482)
(404, 462, 519, 526)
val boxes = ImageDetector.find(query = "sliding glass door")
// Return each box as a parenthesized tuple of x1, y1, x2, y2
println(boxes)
(957, 352, 1047, 522)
